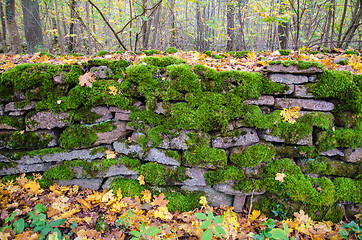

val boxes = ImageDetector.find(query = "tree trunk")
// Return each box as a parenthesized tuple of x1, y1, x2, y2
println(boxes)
(150, 3, 162, 49)
(5, 0, 22, 53)
(169, 0, 176, 47)
(69, 0, 76, 52)
(142, 0, 149, 49)
(21, 0, 44, 53)
(226, 0, 235, 51)
(278, 0, 289, 49)
(54, 0, 64, 54)
(196, 1, 203, 51)
(341, 0, 362, 48)
(337, 0, 348, 47)
(0, 0, 7, 52)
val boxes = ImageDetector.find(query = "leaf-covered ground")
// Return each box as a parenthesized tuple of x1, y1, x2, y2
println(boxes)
(0, 48, 361, 74)
(0, 175, 360, 240)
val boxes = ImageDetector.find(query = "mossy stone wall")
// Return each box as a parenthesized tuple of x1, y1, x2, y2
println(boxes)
(0, 58, 361, 221)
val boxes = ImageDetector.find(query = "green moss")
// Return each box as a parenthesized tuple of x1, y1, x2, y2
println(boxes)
(309, 70, 362, 114)
(73, 107, 102, 124)
(230, 144, 276, 167)
(262, 78, 289, 95)
(139, 162, 187, 186)
(90, 146, 106, 156)
(96, 50, 109, 56)
(234, 51, 251, 58)
(162, 188, 202, 213)
(268, 60, 325, 70)
(0, 116, 24, 130)
(141, 56, 186, 68)
(338, 60, 349, 65)
(43, 165, 75, 180)
(316, 128, 362, 151)
(192, 64, 221, 91)
(278, 49, 291, 56)
(211, 54, 225, 59)
(0, 161, 18, 170)
(334, 178, 361, 203)
(59, 121, 115, 149)
(10, 147, 66, 160)
(241, 105, 281, 129)
(142, 49, 159, 56)
(202, 50, 212, 57)
(10, 131, 53, 150)
(164, 47, 178, 54)
(204, 166, 245, 185)
(118, 156, 141, 171)
(334, 111, 361, 128)
(343, 50, 360, 56)
(110, 177, 149, 198)
(165, 150, 181, 163)
(276, 146, 319, 159)
(233, 179, 264, 192)
(166, 64, 202, 94)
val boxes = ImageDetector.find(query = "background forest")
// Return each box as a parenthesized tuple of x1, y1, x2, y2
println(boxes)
(2, 0, 362, 55)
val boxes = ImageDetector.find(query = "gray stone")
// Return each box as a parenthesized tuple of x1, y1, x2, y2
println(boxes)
(293, 85, 314, 98)
(155, 102, 166, 114)
(333, 56, 347, 64)
(16, 155, 42, 165)
(14, 91, 26, 100)
(271, 84, 295, 95)
(308, 75, 317, 82)
(269, 73, 309, 85)
(91, 107, 112, 123)
(113, 141, 145, 159)
(53, 75, 66, 84)
(233, 195, 246, 213)
(103, 165, 138, 177)
(56, 178, 103, 190)
(182, 185, 233, 207)
(212, 128, 259, 149)
(9, 111, 26, 116)
(0, 163, 52, 176)
(213, 182, 266, 196)
(42, 148, 105, 162)
(90, 66, 113, 79)
(36, 130, 58, 147)
(0, 105, 3, 116)
(344, 148, 361, 163)
(0, 155, 8, 162)
(274, 98, 334, 111)
(345, 204, 362, 219)
(182, 168, 207, 187)
(93, 121, 133, 146)
(158, 130, 191, 150)
(109, 107, 123, 112)
(259, 129, 312, 145)
(145, 148, 180, 166)
(26, 111, 69, 131)
(243, 96, 275, 105)
(115, 111, 131, 121)
(0, 123, 16, 130)
(320, 148, 344, 157)
(4, 101, 37, 112)
(263, 64, 324, 74)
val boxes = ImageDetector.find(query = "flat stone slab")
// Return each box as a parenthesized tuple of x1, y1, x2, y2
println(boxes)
(26, 111, 70, 131)
(182, 168, 207, 187)
(259, 129, 312, 145)
(271, 84, 295, 95)
(115, 112, 131, 121)
(158, 130, 191, 150)
(113, 141, 145, 159)
(320, 148, 344, 157)
(275, 98, 334, 111)
(90, 66, 113, 79)
(91, 107, 112, 123)
(94, 121, 133, 146)
(269, 73, 309, 85)
(213, 182, 265, 196)
(293, 85, 314, 98)
(212, 128, 259, 149)
(182, 185, 233, 207)
(233, 195, 246, 213)
(243, 96, 275, 105)
(263, 64, 324, 74)
(4, 101, 37, 112)
(56, 178, 103, 190)
(42, 148, 106, 162)
(145, 148, 180, 166)
(103, 165, 138, 177)
(0, 163, 52, 176)
(344, 148, 361, 163)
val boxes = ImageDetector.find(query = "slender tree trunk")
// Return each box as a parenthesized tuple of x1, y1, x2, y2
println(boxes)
(196, 1, 203, 51)
(5, 0, 22, 53)
(237, 0, 246, 50)
(278, 0, 289, 49)
(169, 0, 176, 47)
(69, 0, 76, 52)
(341, 0, 362, 48)
(54, 0, 64, 54)
(21, 0, 44, 53)
(142, 0, 149, 49)
(337, 0, 348, 47)
(226, 0, 235, 51)
(0, 0, 7, 52)
(150, 3, 162, 49)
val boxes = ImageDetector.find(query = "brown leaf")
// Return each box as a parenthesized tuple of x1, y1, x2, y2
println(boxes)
(79, 72, 95, 88)
(151, 193, 169, 207)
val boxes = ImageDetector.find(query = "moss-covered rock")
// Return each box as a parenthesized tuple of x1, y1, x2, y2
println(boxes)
(110, 177, 149, 198)
(43, 165, 75, 181)
(141, 56, 186, 68)
(0, 116, 25, 130)
(334, 177, 361, 203)
(276, 146, 319, 159)
(139, 162, 187, 186)
(164, 47, 178, 54)
(161, 188, 202, 212)
(230, 144, 276, 167)
(316, 128, 362, 151)
(204, 166, 245, 185)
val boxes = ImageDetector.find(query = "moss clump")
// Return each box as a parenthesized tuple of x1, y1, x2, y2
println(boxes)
(334, 178, 361, 203)
(166, 64, 202, 94)
(139, 162, 187, 186)
(300, 157, 360, 178)
(204, 166, 245, 185)
(268, 60, 325, 70)
(10, 147, 66, 160)
(338, 60, 349, 65)
(192, 64, 221, 91)
(59, 121, 115, 149)
(241, 105, 281, 129)
(343, 50, 360, 56)
(110, 177, 149, 198)
(10, 131, 53, 150)
(43, 165, 75, 180)
(141, 56, 186, 68)
(142, 49, 159, 56)
(276, 146, 319, 159)
(165, 150, 181, 163)
(73, 107, 102, 124)
(309, 70, 362, 114)
(0, 116, 24, 130)
(164, 47, 178, 54)
(162, 188, 202, 212)
(334, 111, 361, 128)
(183, 132, 227, 169)
(278, 49, 291, 56)
(234, 179, 264, 192)
(233, 51, 251, 58)
(0, 161, 18, 170)
(316, 128, 362, 151)
(96, 50, 109, 56)
(230, 144, 276, 167)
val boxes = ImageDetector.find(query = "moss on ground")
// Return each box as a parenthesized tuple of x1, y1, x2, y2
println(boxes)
(268, 60, 325, 70)
(110, 177, 149, 198)
(10, 131, 53, 150)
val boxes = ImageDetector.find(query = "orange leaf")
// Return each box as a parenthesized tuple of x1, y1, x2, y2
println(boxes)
(151, 193, 169, 207)
(77, 198, 92, 210)
(79, 72, 95, 88)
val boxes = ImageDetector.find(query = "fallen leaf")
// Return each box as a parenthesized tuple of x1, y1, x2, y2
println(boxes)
(280, 106, 301, 124)
(79, 72, 95, 88)
(275, 173, 286, 183)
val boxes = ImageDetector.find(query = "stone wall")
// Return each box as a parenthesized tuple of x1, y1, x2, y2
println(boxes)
(0, 58, 361, 222)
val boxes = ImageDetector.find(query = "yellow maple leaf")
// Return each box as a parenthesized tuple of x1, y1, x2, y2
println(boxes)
(24, 180, 43, 195)
(105, 149, 117, 159)
(38, 54, 50, 63)
(249, 210, 261, 220)
(154, 206, 173, 220)
(294, 210, 313, 227)
(141, 189, 152, 203)
(108, 86, 118, 96)
(110, 201, 127, 213)
(199, 196, 208, 207)
(1, 61, 16, 70)
(137, 175, 145, 185)
(101, 190, 116, 204)
(0, 231, 11, 240)
(56, 207, 80, 220)
(118, 0, 124, 8)
(275, 173, 286, 183)
(247, 51, 257, 61)
(86, 191, 103, 203)
(280, 106, 300, 124)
